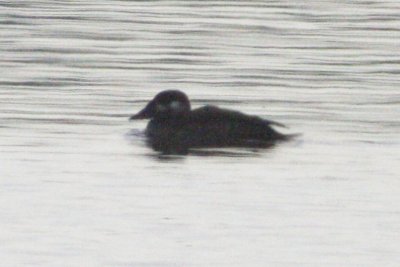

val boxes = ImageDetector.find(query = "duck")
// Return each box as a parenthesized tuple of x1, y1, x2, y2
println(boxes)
(130, 90, 294, 154)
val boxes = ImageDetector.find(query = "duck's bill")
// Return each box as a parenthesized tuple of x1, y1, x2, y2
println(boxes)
(129, 102, 154, 120)
(130, 113, 144, 120)
(129, 109, 149, 120)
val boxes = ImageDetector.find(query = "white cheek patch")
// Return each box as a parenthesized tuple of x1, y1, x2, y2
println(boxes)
(170, 101, 182, 110)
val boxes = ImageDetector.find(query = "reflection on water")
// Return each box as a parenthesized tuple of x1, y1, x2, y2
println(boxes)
(150, 147, 271, 160)
(1, 1, 400, 267)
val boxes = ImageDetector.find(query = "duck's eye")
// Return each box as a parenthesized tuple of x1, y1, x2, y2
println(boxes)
(170, 101, 182, 110)
(156, 104, 167, 112)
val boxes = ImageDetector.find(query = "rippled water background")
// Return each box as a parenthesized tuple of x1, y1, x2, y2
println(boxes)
(1, 1, 400, 266)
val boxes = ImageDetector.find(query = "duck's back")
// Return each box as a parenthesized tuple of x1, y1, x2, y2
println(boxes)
(146, 105, 288, 152)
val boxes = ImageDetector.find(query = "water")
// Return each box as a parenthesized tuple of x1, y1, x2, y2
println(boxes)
(1, 1, 400, 266)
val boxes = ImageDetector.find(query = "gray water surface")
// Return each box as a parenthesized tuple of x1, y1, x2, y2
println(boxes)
(1, 1, 400, 266)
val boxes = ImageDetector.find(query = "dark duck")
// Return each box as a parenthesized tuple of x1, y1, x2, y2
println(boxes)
(130, 90, 294, 154)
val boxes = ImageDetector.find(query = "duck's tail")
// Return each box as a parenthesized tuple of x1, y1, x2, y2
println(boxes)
(279, 132, 302, 141)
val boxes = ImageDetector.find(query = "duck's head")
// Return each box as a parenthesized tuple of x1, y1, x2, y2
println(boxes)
(130, 90, 191, 120)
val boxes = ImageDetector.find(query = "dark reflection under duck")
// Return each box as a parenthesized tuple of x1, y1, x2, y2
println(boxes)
(130, 90, 296, 155)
